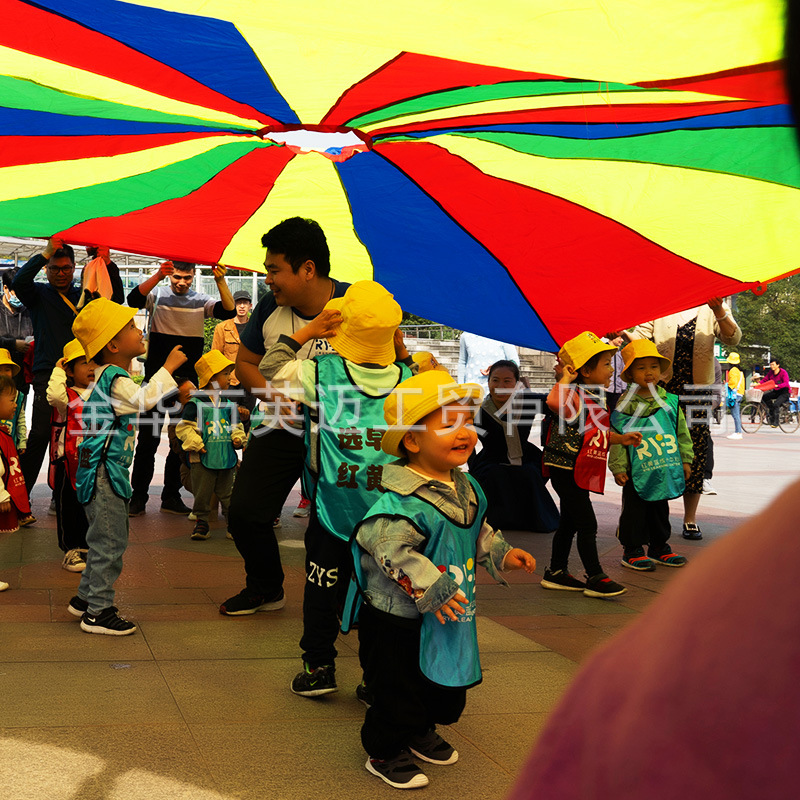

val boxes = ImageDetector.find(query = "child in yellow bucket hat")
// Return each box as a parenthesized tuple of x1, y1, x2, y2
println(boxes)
(724, 351, 745, 439)
(608, 339, 694, 571)
(259, 279, 416, 697)
(175, 350, 246, 541)
(541, 331, 642, 599)
(0, 347, 27, 457)
(68, 298, 187, 635)
(0, 371, 33, 548)
(0, 348, 35, 528)
(46, 339, 96, 574)
(346, 369, 536, 789)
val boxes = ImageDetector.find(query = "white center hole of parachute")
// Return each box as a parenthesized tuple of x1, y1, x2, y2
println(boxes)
(262, 129, 366, 156)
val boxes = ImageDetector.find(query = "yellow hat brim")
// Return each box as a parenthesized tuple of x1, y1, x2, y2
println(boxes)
(620, 340, 671, 381)
(196, 350, 235, 387)
(73, 301, 137, 361)
(381, 381, 483, 457)
(323, 295, 398, 367)
(0, 348, 20, 376)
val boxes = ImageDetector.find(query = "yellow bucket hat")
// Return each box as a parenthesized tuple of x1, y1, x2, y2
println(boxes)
(324, 281, 401, 367)
(72, 298, 137, 361)
(381, 370, 483, 457)
(62, 339, 86, 365)
(195, 350, 235, 388)
(411, 351, 447, 373)
(620, 339, 671, 381)
(725, 352, 741, 365)
(557, 331, 617, 372)
(0, 348, 19, 376)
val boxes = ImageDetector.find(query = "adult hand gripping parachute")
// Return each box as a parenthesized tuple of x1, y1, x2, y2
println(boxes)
(1, 0, 798, 349)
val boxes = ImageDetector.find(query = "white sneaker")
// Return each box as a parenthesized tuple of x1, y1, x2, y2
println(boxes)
(62, 549, 87, 573)
(727, 432, 743, 440)
(0, 579, 8, 591)
(293, 498, 311, 517)
(702, 479, 717, 495)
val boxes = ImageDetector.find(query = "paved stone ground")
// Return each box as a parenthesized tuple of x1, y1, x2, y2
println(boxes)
(0, 424, 796, 799)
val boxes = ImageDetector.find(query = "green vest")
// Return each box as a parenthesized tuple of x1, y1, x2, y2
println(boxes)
(611, 392, 685, 502)
(307, 354, 410, 541)
(351, 474, 487, 689)
(76, 366, 137, 503)
(187, 394, 238, 470)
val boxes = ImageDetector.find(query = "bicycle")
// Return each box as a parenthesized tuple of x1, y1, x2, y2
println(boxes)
(741, 389, 800, 433)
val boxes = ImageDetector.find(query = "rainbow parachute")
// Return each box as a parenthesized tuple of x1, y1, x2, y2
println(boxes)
(1, 0, 798, 348)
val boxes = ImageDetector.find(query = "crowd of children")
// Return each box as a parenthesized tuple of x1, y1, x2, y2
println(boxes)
(0, 276, 702, 787)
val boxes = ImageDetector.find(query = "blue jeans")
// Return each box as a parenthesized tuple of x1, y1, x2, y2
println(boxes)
(78, 463, 130, 615)
(730, 396, 742, 433)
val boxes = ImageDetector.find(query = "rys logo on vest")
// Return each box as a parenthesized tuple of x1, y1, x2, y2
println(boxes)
(437, 559, 476, 621)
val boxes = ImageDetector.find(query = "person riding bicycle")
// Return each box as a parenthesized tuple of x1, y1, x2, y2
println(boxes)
(757, 359, 790, 428)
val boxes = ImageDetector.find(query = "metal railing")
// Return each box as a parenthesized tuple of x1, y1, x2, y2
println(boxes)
(400, 324, 461, 340)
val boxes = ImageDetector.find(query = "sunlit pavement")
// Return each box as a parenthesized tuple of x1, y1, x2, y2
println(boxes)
(0, 427, 797, 799)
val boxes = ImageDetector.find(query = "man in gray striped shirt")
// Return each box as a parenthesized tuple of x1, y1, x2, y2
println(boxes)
(127, 260, 235, 516)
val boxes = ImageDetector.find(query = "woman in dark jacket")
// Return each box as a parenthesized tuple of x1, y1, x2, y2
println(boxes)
(469, 360, 559, 532)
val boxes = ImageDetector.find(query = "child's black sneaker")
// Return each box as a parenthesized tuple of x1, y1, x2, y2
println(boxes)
(67, 595, 89, 618)
(80, 607, 137, 635)
(584, 573, 627, 598)
(407, 729, 458, 765)
(540, 568, 585, 591)
(190, 520, 210, 540)
(291, 663, 338, 697)
(355, 681, 374, 708)
(219, 588, 285, 615)
(649, 549, 688, 567)
(621, 547, 656, 571)
(365, 753, 429, 789)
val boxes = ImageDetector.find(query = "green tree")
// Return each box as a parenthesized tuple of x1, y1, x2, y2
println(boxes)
(728, 274, 800, 377)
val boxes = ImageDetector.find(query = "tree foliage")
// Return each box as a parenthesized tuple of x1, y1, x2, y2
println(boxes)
(728, 275, 800, 377)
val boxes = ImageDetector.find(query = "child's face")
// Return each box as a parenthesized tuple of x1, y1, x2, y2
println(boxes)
(0, 388, 17, 420)
(209, 366, 233, 391)
(0, 365, 14, 379)
(580, 353, 614, 387)
(66, 356, 95, 388)
(109, 319, 145, 359)
(488, 367, 517, 407)
(628, 357, 662, 390)
(403, 402, 478, 478)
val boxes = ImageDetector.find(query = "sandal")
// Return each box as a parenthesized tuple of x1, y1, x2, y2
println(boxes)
(682, 523, 702, 540)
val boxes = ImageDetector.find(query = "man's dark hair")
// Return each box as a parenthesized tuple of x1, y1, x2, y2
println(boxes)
(171, 261, 196, 273)
(261, 217, 330, 277)
(49, 244, 75, 264)
(1, 269, 18, 290)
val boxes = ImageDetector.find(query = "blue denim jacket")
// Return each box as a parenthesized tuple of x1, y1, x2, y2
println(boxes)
(355, 463, 512, 619)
